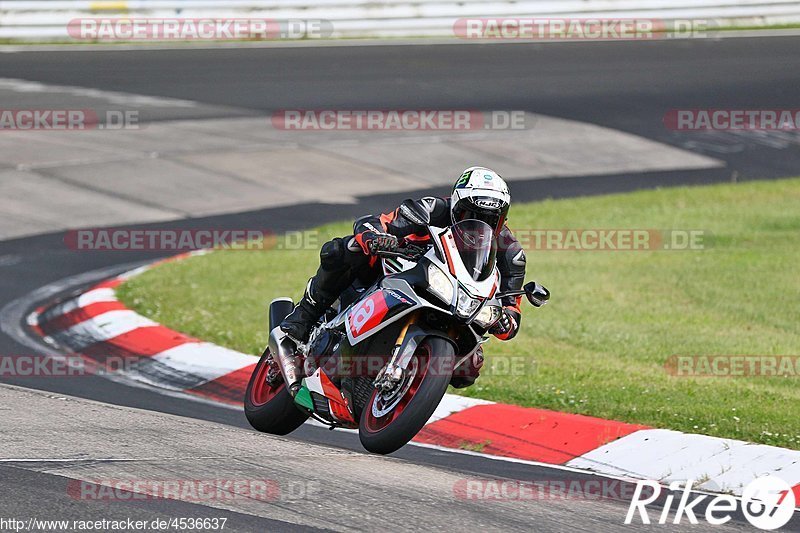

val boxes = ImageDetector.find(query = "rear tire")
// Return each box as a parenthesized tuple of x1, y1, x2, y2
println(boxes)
(244, 298, 309, 435)
(359, 337, 454, 455)
(244, 348, 309, 435)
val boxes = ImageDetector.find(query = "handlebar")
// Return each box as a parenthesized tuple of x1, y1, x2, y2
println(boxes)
(376, 243, 428, 261)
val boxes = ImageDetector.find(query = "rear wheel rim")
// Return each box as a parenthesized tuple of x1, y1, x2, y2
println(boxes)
(364, 345, 431, 433)
(250, 352, 285, 406)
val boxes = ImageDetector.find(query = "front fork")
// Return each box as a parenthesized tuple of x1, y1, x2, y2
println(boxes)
(374, 312, 419, 392)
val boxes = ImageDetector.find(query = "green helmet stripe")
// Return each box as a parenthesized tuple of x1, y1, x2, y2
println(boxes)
(455, 170, 472, 188)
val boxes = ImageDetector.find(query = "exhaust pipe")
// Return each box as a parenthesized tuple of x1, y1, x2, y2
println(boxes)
(268, 326, 302, 396)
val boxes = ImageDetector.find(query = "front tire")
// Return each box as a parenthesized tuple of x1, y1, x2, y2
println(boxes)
(244, 348, 309, 435)
(359, 337, 454, 454)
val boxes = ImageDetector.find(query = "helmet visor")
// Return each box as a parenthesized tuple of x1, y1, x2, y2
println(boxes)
(452, 220, 498, 282)
(452, 197, 508, 235)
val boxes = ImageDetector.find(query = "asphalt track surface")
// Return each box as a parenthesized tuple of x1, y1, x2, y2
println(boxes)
(0, 465, 311, 532)
(3, 36, 800, 177)
(1, 37, 800, 531)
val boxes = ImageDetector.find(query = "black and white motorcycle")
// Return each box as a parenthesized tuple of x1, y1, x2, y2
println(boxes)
(245, 200, 549, 454)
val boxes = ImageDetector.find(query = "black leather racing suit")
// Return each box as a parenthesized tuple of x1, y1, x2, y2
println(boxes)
(312, 196, 527, 341)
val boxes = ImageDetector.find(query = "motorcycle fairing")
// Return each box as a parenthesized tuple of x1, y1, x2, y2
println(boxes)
(297, 368, 357, 427)
(344, 279, 422, 345)
(382, 255, 416, 275)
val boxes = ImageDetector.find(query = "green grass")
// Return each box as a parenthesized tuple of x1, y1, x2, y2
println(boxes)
(117, 178, 800, 449)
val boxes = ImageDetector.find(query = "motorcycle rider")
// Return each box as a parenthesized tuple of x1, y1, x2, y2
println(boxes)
(281, 166, 528, 358)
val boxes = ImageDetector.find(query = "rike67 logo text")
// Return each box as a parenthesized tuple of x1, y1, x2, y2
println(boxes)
(626, 476, 796, 530)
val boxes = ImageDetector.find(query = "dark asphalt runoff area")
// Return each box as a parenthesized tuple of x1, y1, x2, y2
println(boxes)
(2, 36, 800, 176)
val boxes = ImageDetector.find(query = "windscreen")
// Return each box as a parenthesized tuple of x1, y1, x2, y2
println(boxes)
(451, 219, 497, 282)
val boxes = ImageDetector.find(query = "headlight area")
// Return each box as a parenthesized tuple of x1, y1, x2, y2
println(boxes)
(426, 263, 455, 304)
(455, 286, 482, 318)
(473, 304, 502, 328)
(424, 263, 487, 323)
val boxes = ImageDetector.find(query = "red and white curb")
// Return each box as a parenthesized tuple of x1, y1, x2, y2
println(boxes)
(27, 254, 800, 502)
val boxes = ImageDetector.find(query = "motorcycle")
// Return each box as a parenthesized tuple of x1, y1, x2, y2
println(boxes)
(244, 200, 549, 454)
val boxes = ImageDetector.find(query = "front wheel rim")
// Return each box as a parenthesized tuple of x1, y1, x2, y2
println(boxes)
(364, 346, 431, 433)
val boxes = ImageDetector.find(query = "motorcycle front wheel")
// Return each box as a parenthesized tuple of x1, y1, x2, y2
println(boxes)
(359, 336, 454, 455)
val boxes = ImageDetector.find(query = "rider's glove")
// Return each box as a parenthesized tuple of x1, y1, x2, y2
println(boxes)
(361, 231, 400, 256)
(489, 308, 521, 340)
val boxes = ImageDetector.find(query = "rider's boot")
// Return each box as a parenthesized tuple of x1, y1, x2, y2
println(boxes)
(280, 277, 332, 344)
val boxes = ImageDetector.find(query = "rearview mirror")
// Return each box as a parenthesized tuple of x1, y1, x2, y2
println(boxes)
(399, 199, 431, 226)
(524, 281, 550, 308)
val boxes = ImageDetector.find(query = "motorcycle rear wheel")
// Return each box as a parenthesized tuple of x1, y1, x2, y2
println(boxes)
(244, 348, 309, 435)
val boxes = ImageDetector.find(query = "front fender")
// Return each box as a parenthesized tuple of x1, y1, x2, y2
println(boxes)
(393, 324, 456, 371)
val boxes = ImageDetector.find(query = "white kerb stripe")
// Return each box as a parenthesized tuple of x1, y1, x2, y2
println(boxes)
(706, 445, 800, 495)
(41, 288, 118, 320)
(75, 287, 118, 307)
(61, 310, 157, 349)
(117, 266, 152, 281)
(428, 393, 494, 424)
(151, 342, 257, 384)
(566, 428, 800, 496)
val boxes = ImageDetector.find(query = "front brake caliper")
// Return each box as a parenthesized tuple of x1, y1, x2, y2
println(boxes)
(374, 363, 405, 392)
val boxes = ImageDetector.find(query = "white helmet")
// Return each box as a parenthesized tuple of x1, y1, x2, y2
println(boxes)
(450, 166, 511, 235)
